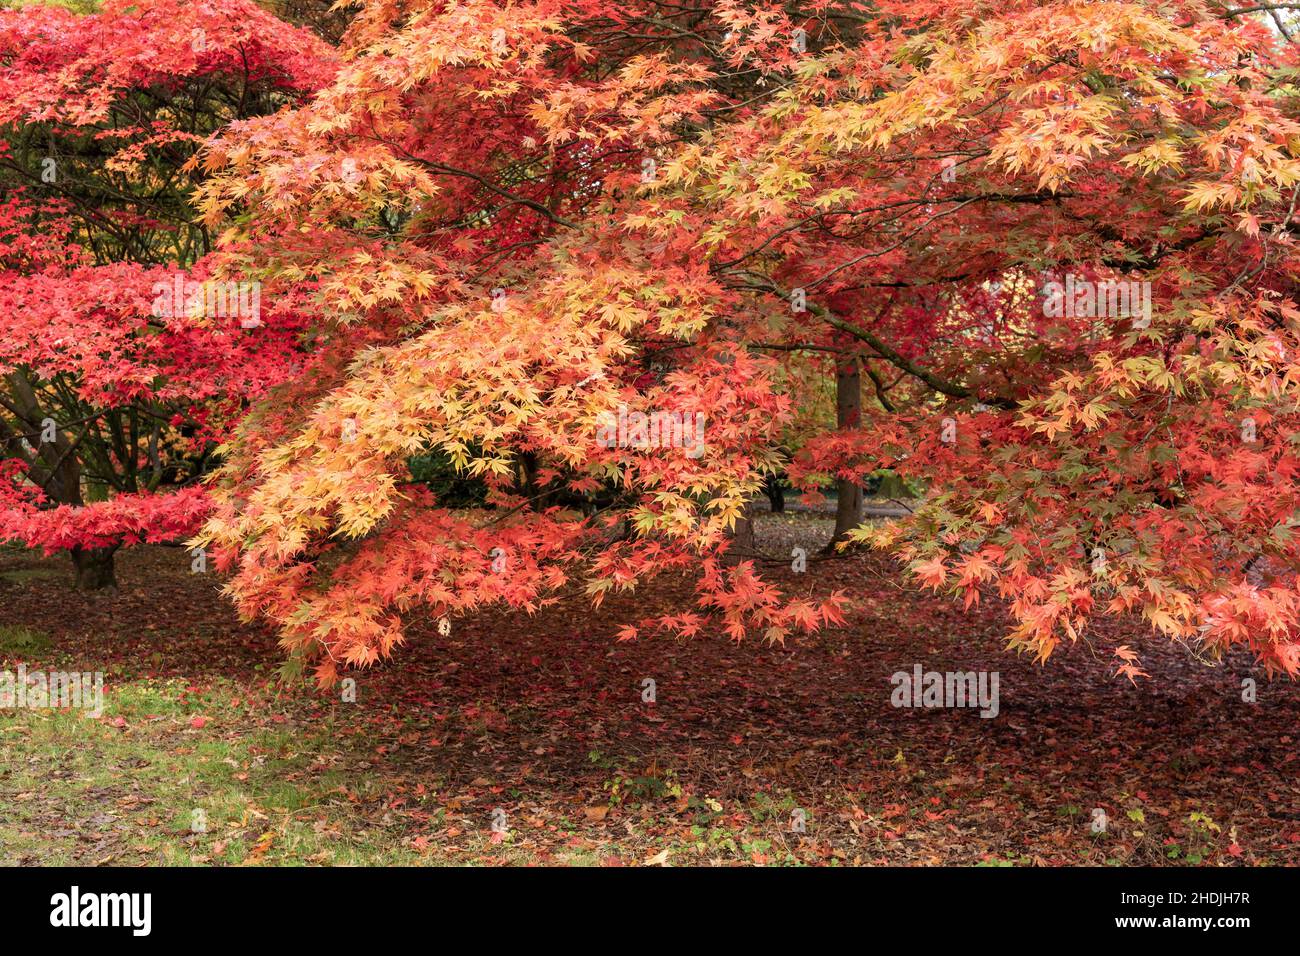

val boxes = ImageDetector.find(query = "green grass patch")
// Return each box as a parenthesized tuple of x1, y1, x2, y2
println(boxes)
(0, 677, 425, 866)
(0, 624, 53, 655)
(0, 567, 63, 585)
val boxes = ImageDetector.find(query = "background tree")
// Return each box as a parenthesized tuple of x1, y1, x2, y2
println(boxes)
(0, 0, 334, 587)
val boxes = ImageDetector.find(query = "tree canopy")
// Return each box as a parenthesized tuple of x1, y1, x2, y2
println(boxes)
(5, 0, 1300, 686)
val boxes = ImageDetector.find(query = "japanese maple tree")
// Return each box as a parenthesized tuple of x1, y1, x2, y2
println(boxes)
(189, 0, 1300, 685)
(0, 0, 333, 587)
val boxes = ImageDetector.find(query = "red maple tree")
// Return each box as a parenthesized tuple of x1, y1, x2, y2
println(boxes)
(0, 0, 333, 587)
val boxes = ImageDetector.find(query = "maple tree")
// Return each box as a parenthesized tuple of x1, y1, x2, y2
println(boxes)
(0, 0, 333, 587)
(179, 0, 1300, 686)
(8, 0, 1299, 688)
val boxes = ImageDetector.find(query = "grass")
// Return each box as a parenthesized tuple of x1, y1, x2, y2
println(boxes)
(0, 568, 63, 585)
(0, 624, 53, 654)
(0, 678, 425, 866)
(0, 672, 829, 867)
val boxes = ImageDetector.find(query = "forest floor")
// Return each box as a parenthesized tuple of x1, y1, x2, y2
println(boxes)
(1, 509, 1297, 866)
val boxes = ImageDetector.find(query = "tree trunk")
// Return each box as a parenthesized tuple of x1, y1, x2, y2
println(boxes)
(71, 545, 118, 591)
(727, 502, 756, 560)
(826, 349, 862, 552)
(763, 473, 785, 513)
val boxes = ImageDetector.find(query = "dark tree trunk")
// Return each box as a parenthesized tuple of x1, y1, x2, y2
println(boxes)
(5, 369, 111, 589)
(71, 545, 118, 591)
(826, 349, 863, 553)
(763, 473, 785, 513)
(517, 449, 554, 512)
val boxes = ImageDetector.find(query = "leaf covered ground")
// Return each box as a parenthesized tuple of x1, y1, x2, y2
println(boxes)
(1, 511, 1297, 866)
